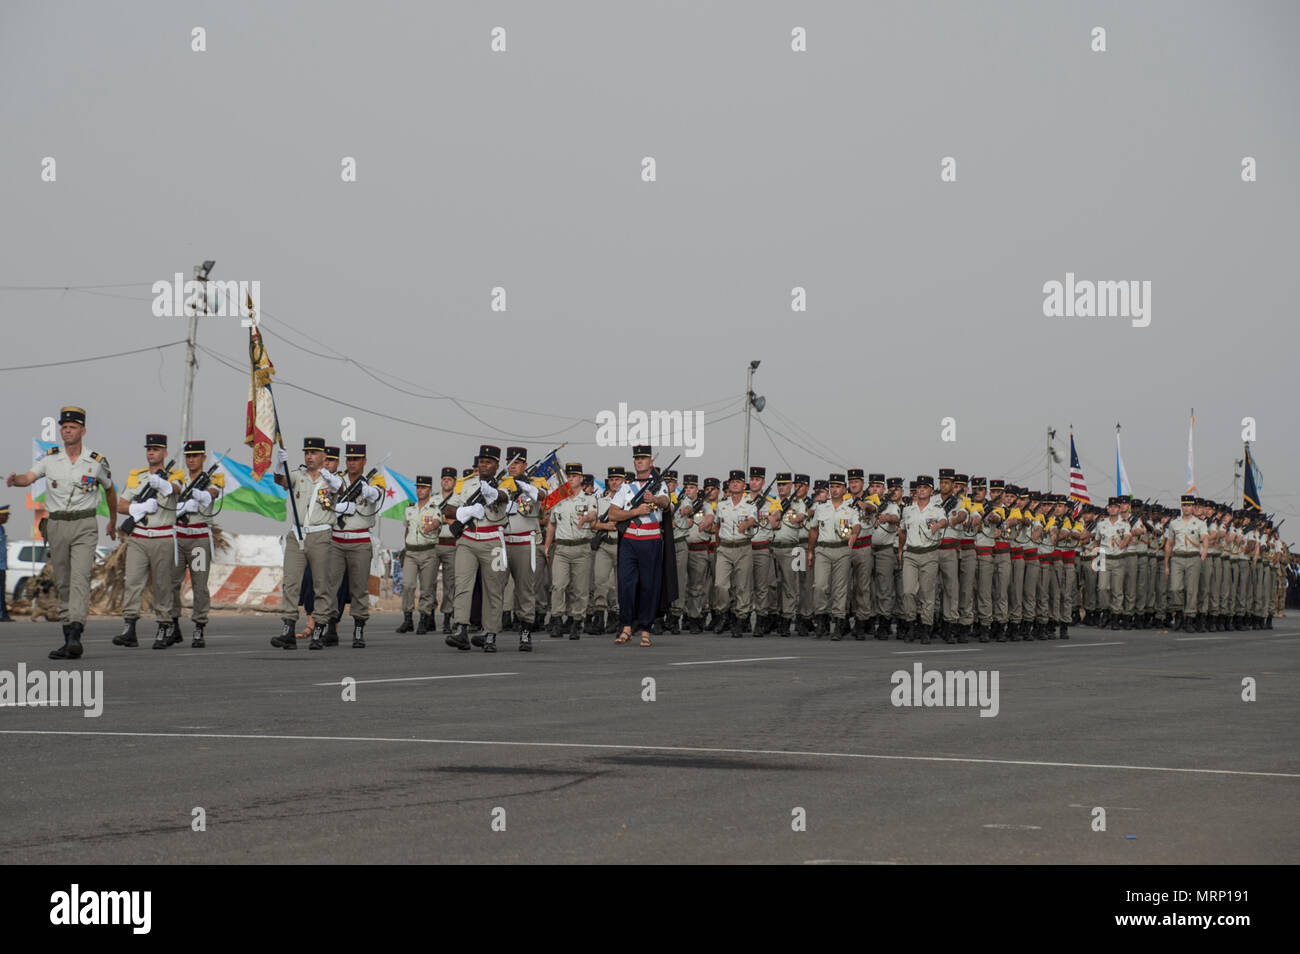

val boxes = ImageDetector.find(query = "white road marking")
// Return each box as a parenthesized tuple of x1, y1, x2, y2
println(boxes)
(891, 648, 983, 655)
(1175, 636, 1230, 641)
(1055, 641, 1125, 648)
(670, 656, 800, 666)
(1, 729, 1294, 778)
(311, 672, 519, 687)
(982, 824, 1043, 830)
(174, 650, 264, 656)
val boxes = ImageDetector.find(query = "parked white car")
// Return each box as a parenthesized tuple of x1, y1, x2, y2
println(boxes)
(6, 539, 50, 602)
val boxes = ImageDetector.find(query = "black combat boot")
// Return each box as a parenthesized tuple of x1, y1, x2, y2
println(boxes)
(442, 612, 452, 634)
(396, 612, 414, 633)
(1046, 622, 1058, 640)
(501, 611, 514, 633)
(324, 620, 340, 647)
(605, 613, 622, 635)
(352, 620, 366, 648)
(270, 619, 297, 649)
(977, 625, 990, 644)
(731, 615, 745, 638)
(191, 623, 206, 648)
(152, 622, 173, 649)
(918, 623, 932, 646)
(569, 616, 582, 640)
(115, 618, 139, 647)
(796, 616, 812, 637)
(534, 613, 547, 633)
(941, 622, 955, 645)
(416, 613, 430, 634)
(1266, 615, 1273, 630)
(483, 632, 498, 653)
(49, 624, 75, 660)
(956, 625, 970, 644)
(550, 615, 566, 638)
(519, 630, 533, 652)
(308, 623, 326, 650)
(1059, 623, 1069, 640)
(713, 611, 731, 635)
(830, 618, 845, 642)
(689, 615, 703, 634)
(650, 616, 665, 636)
(170, 617, 184, 644)
(447, 623, 470, 651)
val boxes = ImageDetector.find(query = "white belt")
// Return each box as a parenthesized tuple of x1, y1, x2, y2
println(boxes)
(130, 525, 174, 539)
(332, 528, 371, 543)
(462, 526, 506, 543)
(302, 524, 332, 534)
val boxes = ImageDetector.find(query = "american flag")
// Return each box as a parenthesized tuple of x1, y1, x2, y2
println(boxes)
(1068, 431, 1090, 507)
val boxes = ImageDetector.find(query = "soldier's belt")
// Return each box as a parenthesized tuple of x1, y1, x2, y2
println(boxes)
(555, 539, 588, 546)
(438, 538, 457, 546)
(871, 543, 895, 551)
(750, 541, 770, 549)
(817, 541, 848, 549)
(688, 544, 712, 551)
(905, 545, 938, 554)
(720, 540, 749, 549)
(976, 547, 993, 556)
(960, 540, 975, 548)
(48, 508, 97, 521)
(405, 543, 437, 552)
(939, 540, 960, 550)
(1173, 551, 1201, 558)
(995, 542, 1010, 550)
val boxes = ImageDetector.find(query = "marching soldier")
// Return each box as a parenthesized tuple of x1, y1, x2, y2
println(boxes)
(770, 471, 808, 638)
(846, 469, 875, 639)
(445, 444, 515, 652)
(171, 439, 223, 648)
(806, 473, 856, 639)
(116, 434, 184, 650)
(984, 480, 1014, 640)
(1054, 495, 1077, 638)
(794, 473, 815, 633)
(683, 476, 718, 633)
(953, 474, 977, 640)
(500, 447, 548, 644)
(663, 469, 687, 633)
(432, 466, 459, 633)
(934, 469, 968, 642)
(747, 466, 779, 635)
(899, 475, 947, 644)
(1034, 495, 1059, 639)
(871, 477, 904, 639)
(608, 445, 671, 646)
(396, 474, 440, 634)
(712, 469, 758, 637)
(969, 478, 995, 642)
(7, 406, 117, 659)
(543, 462, 597, 638)
(1165, 494, 1208, 631)
(320, 443, 384, 649)
(588, 466, 624, 634)
(1094, 496, 1133, 629)
(271, 437, 334, 649)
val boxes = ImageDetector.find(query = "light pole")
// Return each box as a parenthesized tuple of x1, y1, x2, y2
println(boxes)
(743, 360, 764, 474)
(179, 259, 214, 448)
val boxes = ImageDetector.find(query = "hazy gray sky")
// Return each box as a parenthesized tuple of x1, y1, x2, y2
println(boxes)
(3, 1, 1298, 541)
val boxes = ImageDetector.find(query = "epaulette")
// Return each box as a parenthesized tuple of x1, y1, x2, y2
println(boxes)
(46, 446, 60, 456)
(369, 472, 386, 489)
(89, 451, 103, 461)
(209, 472, 226, 489)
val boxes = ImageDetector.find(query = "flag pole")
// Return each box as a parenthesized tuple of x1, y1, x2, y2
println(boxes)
(268, 386, 305, 550)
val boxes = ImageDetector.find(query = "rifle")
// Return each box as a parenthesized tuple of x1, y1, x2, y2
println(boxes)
(748, 477, 780, 529)
(120, 459, 178, 535)
(176, 450, 229, 526)
(447, 451, 526, 539)
(334, 467, 380, 529)
(590, 453, 681, 550)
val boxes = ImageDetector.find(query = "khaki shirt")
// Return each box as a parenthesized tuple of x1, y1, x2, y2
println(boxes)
(123, 465, 185, 525)
(550, 491, 597, 541)
(772, 495, 808, 546)
(404, 496, 442, 546)
(715, 496, 758, 543)
(749, 492, 779, 544)
(901, 499, 946, 548)
(809, 498, 856, 543)
(871, 500, 902, 547)
(31, 446, 112, 514)
(502, 475, 550, 534)
(295, 469, 335, 529)
(1168, 515, 1208, 553)
(684, 499, 716, 545)
(1095, 516, 1131, 556)
(448, 473, 511, 530)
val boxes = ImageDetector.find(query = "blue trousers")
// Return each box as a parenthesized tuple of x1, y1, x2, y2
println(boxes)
(618, 535, 662, 630)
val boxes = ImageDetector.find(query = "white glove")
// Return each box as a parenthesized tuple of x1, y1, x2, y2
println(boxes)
(322, 470, 343, 492)
(191, 488, 213, 508)
(516, 481, 539, 500)
(335, 500, 357, 516)
(274, 445, 289, 468)
(456, 503, 486, 523)
(480, 482, 499, 504)
(129, 499, 159, 521)
(360, 482, 382, 503)
(180, 498, 201, 515)
(148, 472, 174, 496)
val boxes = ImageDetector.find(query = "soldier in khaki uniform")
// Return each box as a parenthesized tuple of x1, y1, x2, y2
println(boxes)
(271, 437, 334, 649)
(318, 443, 384, 649)
(431, 466, 459, 633)
(1165, 494, 1208, 631)
(770, 471, 808, 638)
(806, 473, 857, 639)
(115, 434, 184, 650)
(588, 466, 624, 634)
(396, 474, 441, 634)
(933, 469, 968, 642)
(544, 462, 596, 638)
(499, 447, 548, 641)
(900, 475, 948, 644)
(7, 406, 117, 659)
(713, 470, 758, 637)
(969, 478, 995, 642)
(793, 474, 815, 632)
(446, 444, 516, 652)
(747, 466, 779, 635)
(662, 470, 687, 633)
(870, 477, 903, 638)
(845, 469, 875, 640)
(682, 476, 718, 633)
(171, 439, 224, 648)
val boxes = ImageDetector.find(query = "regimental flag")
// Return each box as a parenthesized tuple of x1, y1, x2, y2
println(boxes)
(1068, 431, 1090, 506)
(379, 467, 416, 520)
(533, 450, 567, 509)
(28, 439, 111, 516)
(244, 325, 280, 480)
(1115, 423, 1133, 497)
(1243, 443, 1262, 511)
(214, 453, 287, 521)
(1185, 409, 1197, 494)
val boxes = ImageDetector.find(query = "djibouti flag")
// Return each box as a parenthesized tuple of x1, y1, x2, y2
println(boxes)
(214, 453, 287, 521)
(379, 466, 416, 520)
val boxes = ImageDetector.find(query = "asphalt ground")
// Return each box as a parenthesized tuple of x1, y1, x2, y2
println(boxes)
(0, 613, 1296, 864)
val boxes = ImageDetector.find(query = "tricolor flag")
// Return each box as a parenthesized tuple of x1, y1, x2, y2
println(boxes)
(1243, 443, 1262, 511)
(1115, 423, 1132, 497)
(379, 466, 417, 520)
(1184, 408, 1197, 494)
(244, 325, 280, 480)
(531, 450, 566, 508)
(1068, 431, 1090, 506)
(29, 439, 111, 516)
(213, 453, 287, 521)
